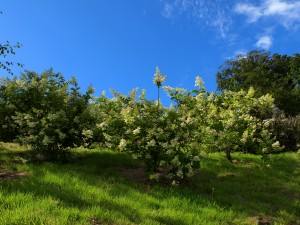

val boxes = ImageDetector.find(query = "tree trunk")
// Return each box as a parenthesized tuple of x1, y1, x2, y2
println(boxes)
(225, 149, 232, 162)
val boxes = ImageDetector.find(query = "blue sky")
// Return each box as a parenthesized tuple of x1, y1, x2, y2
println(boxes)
(1, 0, 300, 104)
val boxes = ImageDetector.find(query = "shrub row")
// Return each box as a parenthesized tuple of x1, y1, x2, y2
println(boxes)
(0, 68, 298, 182)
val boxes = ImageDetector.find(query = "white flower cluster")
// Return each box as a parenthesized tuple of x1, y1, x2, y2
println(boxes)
(118, 138, 127, 151)
(153, 67, 167, 87)
(87, 74, 283, 182)
(82, 129, 93, 139)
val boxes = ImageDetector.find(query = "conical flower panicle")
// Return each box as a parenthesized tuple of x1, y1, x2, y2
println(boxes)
(153, 67, 166, 87)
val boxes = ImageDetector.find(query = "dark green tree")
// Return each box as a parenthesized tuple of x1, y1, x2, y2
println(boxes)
(216, 50, 300, 116)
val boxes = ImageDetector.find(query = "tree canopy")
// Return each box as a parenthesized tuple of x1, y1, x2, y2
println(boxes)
(216, 50, 300, 116)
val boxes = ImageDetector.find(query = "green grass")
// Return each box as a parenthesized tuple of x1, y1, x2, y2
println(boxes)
(0, 142, 299, 225)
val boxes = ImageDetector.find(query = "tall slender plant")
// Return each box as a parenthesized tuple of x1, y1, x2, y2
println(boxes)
(153, 67, 166, 110)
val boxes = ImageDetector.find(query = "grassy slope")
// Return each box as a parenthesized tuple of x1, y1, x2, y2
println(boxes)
(0, 142, 299, 225)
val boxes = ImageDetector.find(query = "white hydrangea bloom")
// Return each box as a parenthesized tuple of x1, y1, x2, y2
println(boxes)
(195, 76, 205, 89)
(105, 142, 112, 148)
(153, 67, 167, 87)
(166, 149, 173, 155)
(82, 129, 93, 139)
(161, 142, 168, 148)
(97, 122, 107, 129)
(272, 141, 280, 148)
(42, 135, 52, 146)
(118, 138, 127, 151)
(176, 169, 183, 177)
(28, 121, 37, 128)
(133, 127, 141, 135)
(147, 139, 156, 147)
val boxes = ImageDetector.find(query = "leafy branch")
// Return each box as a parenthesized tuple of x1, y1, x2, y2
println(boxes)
(0, 41, 24, 75)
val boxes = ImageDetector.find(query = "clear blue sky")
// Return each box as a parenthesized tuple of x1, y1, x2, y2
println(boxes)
(1, 0, 300, 104)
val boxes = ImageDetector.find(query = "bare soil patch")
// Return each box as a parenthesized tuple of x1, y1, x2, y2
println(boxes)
(0, 171, 29, 180)
(120, 167, 149, 184)
(232, 159, 253, 165)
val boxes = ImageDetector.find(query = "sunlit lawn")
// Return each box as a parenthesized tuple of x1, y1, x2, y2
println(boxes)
(0, 142, 299, 225)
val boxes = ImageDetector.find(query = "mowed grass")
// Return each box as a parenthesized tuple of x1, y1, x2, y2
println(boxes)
(0, 142, 299, 225)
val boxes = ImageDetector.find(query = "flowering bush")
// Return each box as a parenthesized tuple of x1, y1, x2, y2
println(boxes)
(94, 70, 200, 182)
(111, 94, 199, 182)
(0, 69, 95, 159)
(87, 89, 130, 149)
(188, 84, 284, 161)
(89, 69, 285, 182)
(0, 67, 290, 179)
(164, 76, 284, 161)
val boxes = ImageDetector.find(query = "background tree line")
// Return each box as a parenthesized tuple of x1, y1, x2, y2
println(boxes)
(217, 50, 300, 116)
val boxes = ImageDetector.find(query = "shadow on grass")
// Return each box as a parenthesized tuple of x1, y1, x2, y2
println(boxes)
(1, 149, 299, 224)
(181, 153, 300, 222)
(0, 143, 33, 172)
(0, 150, 146, 224)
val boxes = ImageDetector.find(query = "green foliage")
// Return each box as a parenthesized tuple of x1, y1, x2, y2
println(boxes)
(216, 50, 300, 116)
(92, 88, 199, 182)
(0, 41, 23, 75)
(204, 88, 283, 160)
(164, 76, 283, 161)
(0, 69, 94, 159)
(217, 50, 300, 151)
(268, 110, 300, 152)
(0, 67, 290, 176)
(90, 73, 283, 181)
